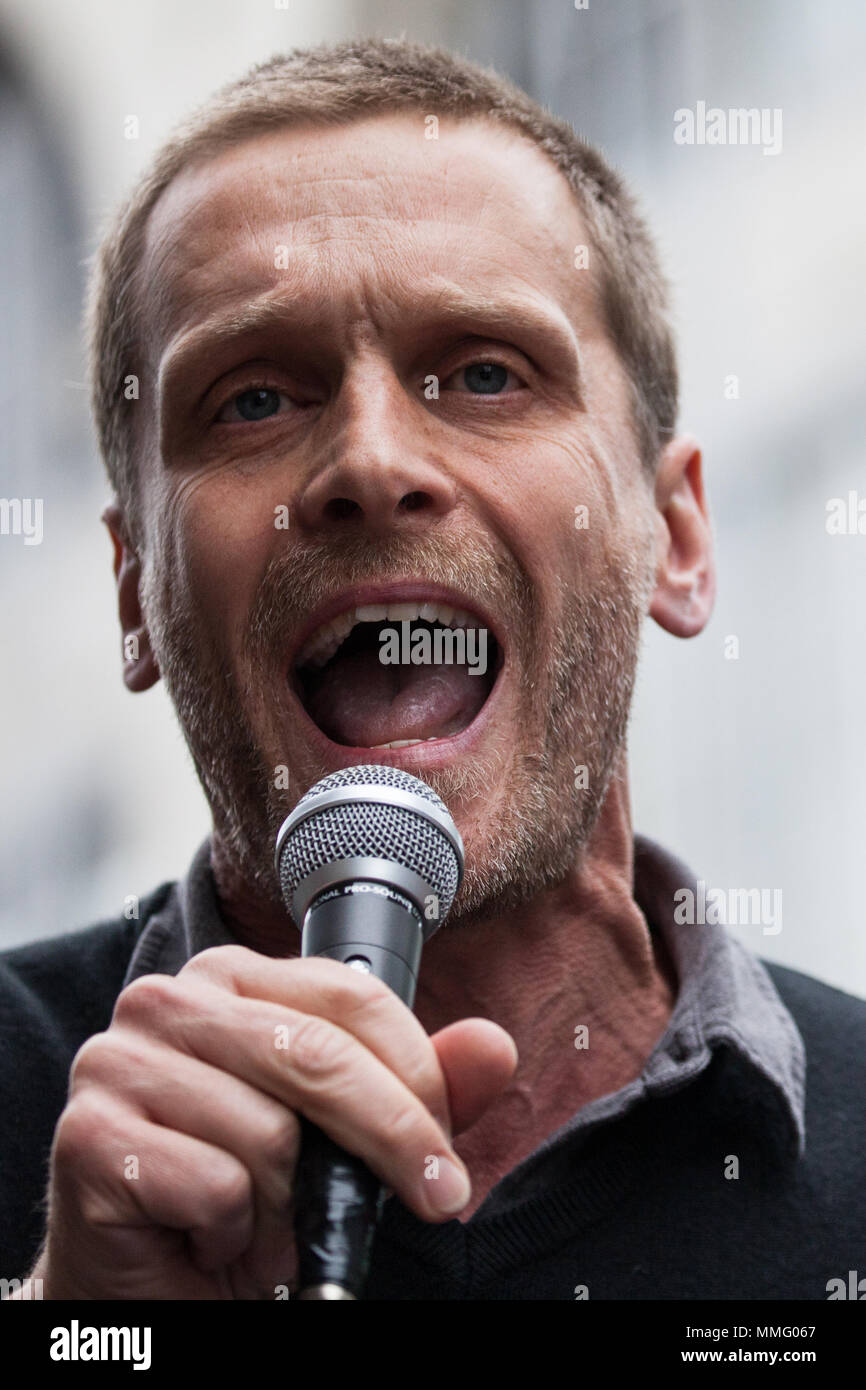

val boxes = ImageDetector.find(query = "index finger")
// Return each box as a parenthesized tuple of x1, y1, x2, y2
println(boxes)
(179, 945, 455, 1138)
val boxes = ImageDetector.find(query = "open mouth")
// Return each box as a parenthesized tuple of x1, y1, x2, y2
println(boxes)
(288, 596, 504, 751)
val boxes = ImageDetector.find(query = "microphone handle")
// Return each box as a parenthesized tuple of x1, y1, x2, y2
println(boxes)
(292, 887, 425, 1300)
(292, 1121, 386, 1299)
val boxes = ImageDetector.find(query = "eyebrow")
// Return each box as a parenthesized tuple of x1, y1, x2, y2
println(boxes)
(157, 285, 585, 404)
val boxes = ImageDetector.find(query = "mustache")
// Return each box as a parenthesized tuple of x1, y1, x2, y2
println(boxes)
(243, 529, 536, 667)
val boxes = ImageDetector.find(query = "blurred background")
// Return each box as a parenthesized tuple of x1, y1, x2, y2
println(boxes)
(0, 0, 864, 993)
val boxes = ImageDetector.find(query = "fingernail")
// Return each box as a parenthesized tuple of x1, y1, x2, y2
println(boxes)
(426, 1155, 471, 1215)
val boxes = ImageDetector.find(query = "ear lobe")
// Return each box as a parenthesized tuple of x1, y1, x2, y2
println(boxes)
(647, 436, 716, 638)
(101, 502, 161, 692)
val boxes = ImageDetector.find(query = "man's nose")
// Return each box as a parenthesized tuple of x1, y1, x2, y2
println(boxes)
(293, 363, 458, 536)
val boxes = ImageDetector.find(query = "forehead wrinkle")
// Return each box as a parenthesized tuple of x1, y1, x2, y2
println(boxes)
(142, 117, 585, 279)
(153, 113, 562, 222)
(148, 199, 565, 308)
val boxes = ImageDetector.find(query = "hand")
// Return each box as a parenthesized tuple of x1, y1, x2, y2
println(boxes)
(31, 945, 518, 1299)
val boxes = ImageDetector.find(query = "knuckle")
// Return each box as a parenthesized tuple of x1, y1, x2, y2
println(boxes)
(205, 1162, 252, 1224)
(258, 1110, 301, 1171)
(324, 964, 393, 1017)
(286, 1014, 352, 1078)
(182, 943, 251, 981)
(382, 1096, 429, 1153)
(53, 1092, 113, 1163)
(68, 1033, 110, 1089)
(77, 1185, 121, 1231)
(112, 972, 179, 1027)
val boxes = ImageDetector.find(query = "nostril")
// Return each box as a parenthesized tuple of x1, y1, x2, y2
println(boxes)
(325, 497, 361, 521)
(399, 491, 429, 512)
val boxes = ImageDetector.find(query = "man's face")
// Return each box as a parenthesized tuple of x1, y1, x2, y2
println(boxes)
(132, 113, 657, 925)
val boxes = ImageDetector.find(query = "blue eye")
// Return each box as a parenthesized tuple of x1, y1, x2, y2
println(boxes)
(462, 362, 509, 394)
(230, 387, 284, 421)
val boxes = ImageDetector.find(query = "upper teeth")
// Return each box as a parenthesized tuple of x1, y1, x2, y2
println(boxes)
(295, 601, 478, 670)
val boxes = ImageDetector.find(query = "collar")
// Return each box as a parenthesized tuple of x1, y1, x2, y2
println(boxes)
(123, 832, 806, 1162)
(634, 835, 805, 1157)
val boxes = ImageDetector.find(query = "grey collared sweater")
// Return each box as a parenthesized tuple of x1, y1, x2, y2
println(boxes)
(1, 836, 865, 1299)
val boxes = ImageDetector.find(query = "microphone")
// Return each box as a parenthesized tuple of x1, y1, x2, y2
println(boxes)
(274, 764, 465, 1300)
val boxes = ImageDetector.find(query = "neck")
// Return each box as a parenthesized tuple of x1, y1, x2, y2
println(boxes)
(210, 755, 677, 1219)
(415, 760, 676, 1214)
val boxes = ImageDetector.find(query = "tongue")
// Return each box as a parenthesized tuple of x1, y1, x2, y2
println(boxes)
(305, 642, 489, 746)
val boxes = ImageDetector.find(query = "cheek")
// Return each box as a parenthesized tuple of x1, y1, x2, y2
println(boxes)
(153, 471, 278, 648)
(498, 429, 620, 573)
(500, 428, 652, 630)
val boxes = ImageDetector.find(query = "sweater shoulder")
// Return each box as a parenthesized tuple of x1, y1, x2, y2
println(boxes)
(762, 958, 866, 1112)
(762, 957, 866, 1037)
(0, 880, 174, 1052)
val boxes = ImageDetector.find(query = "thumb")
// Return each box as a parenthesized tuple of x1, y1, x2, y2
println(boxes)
(430, 1018, 519, 1137)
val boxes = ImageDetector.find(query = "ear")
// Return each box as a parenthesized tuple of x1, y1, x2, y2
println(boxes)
(101, 502, 160, 692)
(648, 435, 716, 638)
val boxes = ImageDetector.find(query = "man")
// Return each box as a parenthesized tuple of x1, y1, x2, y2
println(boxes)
(3, 36, 865, 1301)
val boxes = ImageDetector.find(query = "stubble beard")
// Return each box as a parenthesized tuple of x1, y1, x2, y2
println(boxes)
(140, 522, 655, 932)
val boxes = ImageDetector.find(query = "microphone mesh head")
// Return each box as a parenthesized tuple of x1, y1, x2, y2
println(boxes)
(299, 763, 450, 808)
(277, 765, 462, 924)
